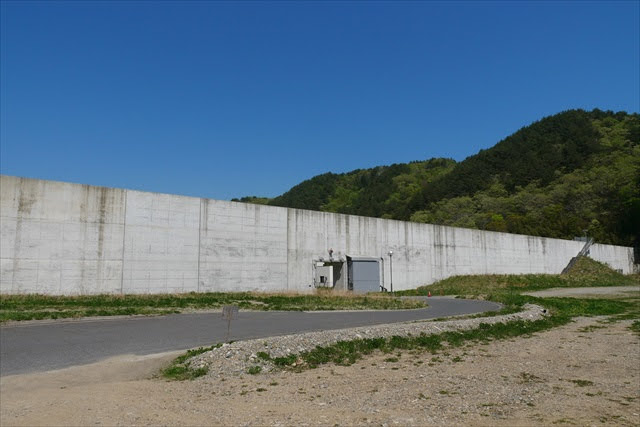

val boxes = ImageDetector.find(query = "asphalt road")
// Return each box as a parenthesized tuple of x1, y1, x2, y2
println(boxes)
(0, 297, 501, 376)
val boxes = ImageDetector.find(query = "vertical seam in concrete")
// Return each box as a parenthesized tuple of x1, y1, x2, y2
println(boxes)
(286, 208, 290, 291)
(120, 190, 128, 294)
(197, 198, 202, 292)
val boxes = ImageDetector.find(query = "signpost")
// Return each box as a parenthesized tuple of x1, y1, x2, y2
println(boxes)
(222, 305, 238, 342)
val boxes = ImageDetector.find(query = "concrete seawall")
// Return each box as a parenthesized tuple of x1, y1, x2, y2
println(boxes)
(0, 175, 635, 295)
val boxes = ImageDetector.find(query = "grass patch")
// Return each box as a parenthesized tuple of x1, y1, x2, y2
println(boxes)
(398, 257, 638, 298)
(552, 418, 577, 425)
(256, 351, 271, 361)
(0, 307, 179, 323)
(272, 354, 297, 366)
(161, 345, 220, 380)
(569, 379, 594, 387)
(0, 290, 427, 323)
(519, 372, 544, 383)
(268, 314, 573, 370)
(247, 365, 262, 375)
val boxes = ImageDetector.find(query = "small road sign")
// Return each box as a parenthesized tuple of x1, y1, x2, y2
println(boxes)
(222, 305, 239, 342)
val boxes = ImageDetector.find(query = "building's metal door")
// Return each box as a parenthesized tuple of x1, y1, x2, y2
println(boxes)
(349, 259, 380, 293)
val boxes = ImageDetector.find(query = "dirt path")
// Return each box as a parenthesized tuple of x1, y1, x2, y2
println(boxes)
(1, 317, 639, 426)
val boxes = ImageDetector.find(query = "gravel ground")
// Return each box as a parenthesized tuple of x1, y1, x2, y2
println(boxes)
(191, 304, 545, 378)
(1, 306, 638, 426)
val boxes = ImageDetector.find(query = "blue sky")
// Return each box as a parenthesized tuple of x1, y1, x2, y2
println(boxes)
(1, 1, 638, 200)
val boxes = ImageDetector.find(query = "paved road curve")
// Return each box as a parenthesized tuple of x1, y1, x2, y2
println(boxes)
(0, 297, 500, 376)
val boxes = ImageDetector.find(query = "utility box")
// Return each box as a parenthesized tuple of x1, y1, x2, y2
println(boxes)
(347, 257, 381, 293)
(315, 265, 334, 288)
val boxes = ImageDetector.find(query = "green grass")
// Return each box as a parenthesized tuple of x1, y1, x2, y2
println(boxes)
(0, 307, 179, 322)
(251, 315, 564, 370)
(256, 351, 271, 361)
(161, 345, 221, 380)
(569, 379, 594, 387)
(519, 372, 543, 383)
(398, 257, 638, 298)
(0, 290, 426, 323)
(247, 365, 262, 375)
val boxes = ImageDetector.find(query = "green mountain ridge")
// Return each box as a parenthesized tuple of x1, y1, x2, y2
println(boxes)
(233, 109, 639, 247)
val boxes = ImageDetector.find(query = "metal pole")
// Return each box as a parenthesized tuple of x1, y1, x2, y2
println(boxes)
(389, 251, 393, 295)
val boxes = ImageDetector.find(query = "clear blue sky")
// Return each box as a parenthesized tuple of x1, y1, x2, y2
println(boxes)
(1, 1, 638, 200)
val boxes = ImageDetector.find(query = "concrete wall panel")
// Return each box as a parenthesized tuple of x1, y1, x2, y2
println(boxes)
(121, 190, 200, 294)
(199, 199, 288, 292)
(589, 243, 634, 273)
(0, 176, 125, 294)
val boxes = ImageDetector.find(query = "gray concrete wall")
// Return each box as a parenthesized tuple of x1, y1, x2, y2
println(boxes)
(1, 175, 635, 295)
(1, 177, 126, 294)
(121, 190, 200, 294)
(198, 198, 288, 292)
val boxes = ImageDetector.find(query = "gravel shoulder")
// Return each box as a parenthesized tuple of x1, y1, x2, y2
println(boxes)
(189, 303, 541, 378)
(2, 307, 639, 426)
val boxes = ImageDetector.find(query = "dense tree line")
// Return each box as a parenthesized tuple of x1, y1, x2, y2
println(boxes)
(235, 109, 639, 247)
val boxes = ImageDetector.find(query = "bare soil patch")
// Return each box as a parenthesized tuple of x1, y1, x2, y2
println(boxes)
(1, 317, 638, 426)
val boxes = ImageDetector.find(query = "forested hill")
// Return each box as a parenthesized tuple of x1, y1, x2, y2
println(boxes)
(233, 109, 640, 247)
